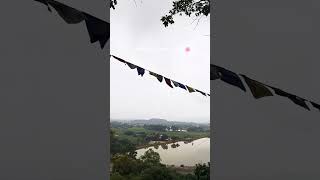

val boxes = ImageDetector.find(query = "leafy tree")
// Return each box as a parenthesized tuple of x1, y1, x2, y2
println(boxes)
(171, 135, 179, 141)
(136, 137, 145, 145)
(129, 176, 144, 180)
(160, 133, 169, 141)
(110, 148, 201, 180)
(171, 143, 177, 148)
(161, 0, 210, 27)
(110, 173, 126, 180)
(154, 144, 159, 149)
(140, 167, 171, 180)
(110, 0, 117, 9)
(110, 130, 136, 156)
(185, 174, 198, 180)
(110, 0, 210, 27)
(112, 154, 142, 175)
(171, 125, 179, 131)
(194, 163, 210, 180)
(128, 150, 138, 159)
(136, 131, 146, 137)
(124, 130, 135, 136)
(161, 144, 168, 150)
(139, 149, 161, 165)
(187, 126, 204, 132)
(144, 124, 167, 132)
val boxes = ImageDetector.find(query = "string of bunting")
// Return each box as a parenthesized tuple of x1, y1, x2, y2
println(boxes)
(211, 64, 320, 111)
(34, 0, 320, 109)
(34, 0, 210, 97)
(34, 0, 109, 49)
(111, 55, 210, 97)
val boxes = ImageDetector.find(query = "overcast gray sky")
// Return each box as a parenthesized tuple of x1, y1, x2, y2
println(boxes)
(213, 0, 320, 179)
(110, 0, 210, 122)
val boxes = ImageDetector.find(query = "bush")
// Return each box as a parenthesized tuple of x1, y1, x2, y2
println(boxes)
(110, 173, 126, 180)
(124, 130, 135, 136)
(140, 166, 174, 180)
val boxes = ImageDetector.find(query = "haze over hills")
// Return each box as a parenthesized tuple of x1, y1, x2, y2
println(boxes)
(111, 118, 209, 126)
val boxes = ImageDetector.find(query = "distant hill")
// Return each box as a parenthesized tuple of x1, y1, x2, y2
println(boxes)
(111, 118, 209, 127)
(131, 118, 169, 125)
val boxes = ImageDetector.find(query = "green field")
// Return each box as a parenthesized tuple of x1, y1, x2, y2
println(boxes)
(111, 126, 209, 149)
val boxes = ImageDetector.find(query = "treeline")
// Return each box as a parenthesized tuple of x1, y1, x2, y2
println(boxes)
(111, 122, 209, 133)
(144, 124, 209, 132)
(111, 130, 136, 156)
(144, 124, 168, 131)
(111, 123, 209, 150)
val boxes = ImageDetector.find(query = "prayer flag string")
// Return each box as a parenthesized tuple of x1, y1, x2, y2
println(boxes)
(111, 55, 210, 97)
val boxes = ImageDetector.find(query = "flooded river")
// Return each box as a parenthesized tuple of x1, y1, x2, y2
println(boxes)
(136, 138, 210, 166)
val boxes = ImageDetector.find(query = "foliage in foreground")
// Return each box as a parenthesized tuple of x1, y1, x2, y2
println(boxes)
(161, 0, 210, 27)
(111, 149, 210, 180)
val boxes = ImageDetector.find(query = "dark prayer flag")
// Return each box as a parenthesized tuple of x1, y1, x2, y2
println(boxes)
(34, 0, 110, 49)
(149, 71, 163, 82)
(172, 80, 180, 87)
(240, 75, 273, 99)
(186, 86, 196, 93)
(172, 81, 188, 91)
(271, 87, 310, 110)
(34, 0, 52, 11)
(196, 89, 207, 96)
(215, 65, 246, 92)
(126, 62, 136, 69)
(84, 13, 109, 49)
(211, 64, 221, 80)
(48, 0, 85, 24)
(177, 82, 187, 90)
(292, 96, 310, 111)
(310, 101, 320, 111)
(164, 77, 174, 88)
(137, 67, 145, 76)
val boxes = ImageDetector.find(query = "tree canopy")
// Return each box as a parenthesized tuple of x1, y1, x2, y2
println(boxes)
(109, 0, 210, 27)
(160, 0, 210, 27)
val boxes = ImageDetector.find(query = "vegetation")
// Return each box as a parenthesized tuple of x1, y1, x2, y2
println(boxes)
(111, 122, 209, 149)
(109, 0, 211, 27)
(110, 121, 210, 180)
(110, 0, 117, 10)
(110, 130, 136, 156)
(144, 124, 167, 132)
(111, 144, 210, 180)
(194, 163, 210, 180)
(161, 0, 210, 27)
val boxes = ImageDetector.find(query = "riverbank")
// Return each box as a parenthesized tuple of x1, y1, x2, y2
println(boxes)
(135, 137, 207, 149)
(136, 138, 210, 167)
(112, 126, 209, 149)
